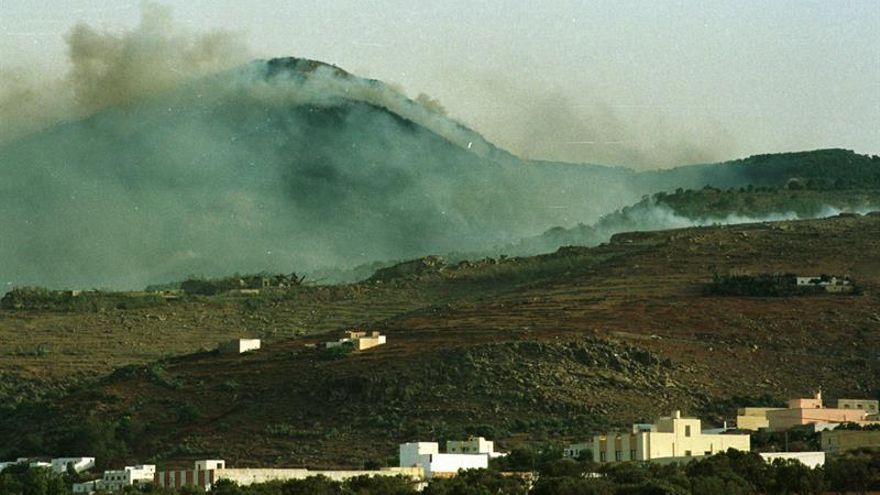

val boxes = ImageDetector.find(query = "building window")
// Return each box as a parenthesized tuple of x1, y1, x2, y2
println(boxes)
(600, 452, 606, 462)
(685, 425, 691, 437)
(685, 450, 692, 457)
(630, 449, 636, 460)
(615, 450, 622, 461)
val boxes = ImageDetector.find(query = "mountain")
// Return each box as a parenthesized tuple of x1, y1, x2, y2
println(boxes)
(1, 213, 878, 467)
(0, 57, 633, 290)
(1, 56, 878, 291)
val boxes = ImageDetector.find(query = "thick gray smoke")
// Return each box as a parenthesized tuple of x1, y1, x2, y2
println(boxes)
(0, 52, 647, 290)
(0, 5, 841, 291)
(0, 2, 250, 144)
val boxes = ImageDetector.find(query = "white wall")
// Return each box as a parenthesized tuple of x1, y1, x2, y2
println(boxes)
(425, 454, 488, 478)
(400, 443, 439, 468)
(216, 468, 420, 485)
(760, 452, 826, 469)
(237, 340, 260, 353)
(51, 457, 95, 474)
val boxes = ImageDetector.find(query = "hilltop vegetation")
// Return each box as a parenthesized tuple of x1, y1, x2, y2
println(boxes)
(635, 148, 880, 192)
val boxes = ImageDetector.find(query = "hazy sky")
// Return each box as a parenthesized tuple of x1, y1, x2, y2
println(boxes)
(1, 0, 878, 168)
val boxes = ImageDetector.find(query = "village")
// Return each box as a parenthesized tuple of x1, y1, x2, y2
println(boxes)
(3, 330, 879, 493)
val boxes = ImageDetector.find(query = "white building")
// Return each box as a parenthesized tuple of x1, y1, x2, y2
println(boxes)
(446, 437, 494, 455)
(760, 452, 826, 469)
(219, 339, 261, 354)
(95, 464, 156, 493)
(400, 440, 495, 478)
(50, 457, 95, 474)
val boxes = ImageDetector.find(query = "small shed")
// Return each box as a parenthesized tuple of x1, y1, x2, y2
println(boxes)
(220, 338, 261, 354)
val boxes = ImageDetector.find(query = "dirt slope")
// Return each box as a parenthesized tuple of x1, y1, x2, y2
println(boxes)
(1, 214, 879, 467)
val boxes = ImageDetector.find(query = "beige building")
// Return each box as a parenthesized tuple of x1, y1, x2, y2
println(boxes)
(569, 411, 750, 463)
(821, 430, 880, 454)
(765, 392, 880, 431)
(736, 407, 784, 431)
(325, 331, 386, 351)
(836, 399, 879, 415)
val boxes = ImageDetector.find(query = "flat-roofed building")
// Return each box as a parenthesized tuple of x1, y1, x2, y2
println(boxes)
(736, 407, 785, 431)
(766, 392, 880, 431)
(837, 399, 879, 415)
(821, 430, 880, 454)
(571, 411, 750, 464)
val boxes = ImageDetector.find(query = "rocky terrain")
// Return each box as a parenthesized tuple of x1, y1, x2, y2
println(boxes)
(1, 213, 878, 468)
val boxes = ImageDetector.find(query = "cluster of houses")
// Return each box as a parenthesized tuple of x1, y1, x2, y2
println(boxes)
(3, 438, 499, 493)
(735, 391, 879, 431)
(0, 457, 95, 475)
(562, 391, 879, 469)
(7, 388, 879, 493)
(9, 395, 875, 495)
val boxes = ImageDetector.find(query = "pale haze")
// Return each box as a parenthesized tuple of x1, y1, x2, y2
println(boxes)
(1, 0, 878, 169)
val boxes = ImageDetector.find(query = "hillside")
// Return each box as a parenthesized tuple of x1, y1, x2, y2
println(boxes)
(2, 213, 878, 468)
(2, 53, 878, 291)
(635, 148, 880, 192)
(509, 187, 880, 255)
(0, 56, 632, 290)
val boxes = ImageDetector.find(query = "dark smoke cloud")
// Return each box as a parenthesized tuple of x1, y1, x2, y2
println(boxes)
(0, 2, 250, 144)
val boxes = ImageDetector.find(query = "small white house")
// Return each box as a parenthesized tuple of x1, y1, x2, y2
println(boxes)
(446, 437, 505, 458)
(99, 464, 156, 493)
(51, 457, 95, 474)
(220, 339, 261, 354)
(400, 440, 496, 478)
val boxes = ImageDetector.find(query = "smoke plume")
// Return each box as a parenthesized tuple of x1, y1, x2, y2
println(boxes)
(0, 2, 250, 144)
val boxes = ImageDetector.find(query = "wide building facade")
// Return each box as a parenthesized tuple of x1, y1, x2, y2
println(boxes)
(575, 411, 750, 463)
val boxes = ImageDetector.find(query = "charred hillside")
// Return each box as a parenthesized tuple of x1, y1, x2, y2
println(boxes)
(2, 214, 878, 467)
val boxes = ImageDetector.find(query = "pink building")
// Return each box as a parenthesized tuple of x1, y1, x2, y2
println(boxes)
(766, 392, 880, 431)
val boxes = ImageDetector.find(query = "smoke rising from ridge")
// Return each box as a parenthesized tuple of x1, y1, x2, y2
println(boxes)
(0, 2, 250, 144)
(0, 4, 833, 291)
(439, 71, 739, 169)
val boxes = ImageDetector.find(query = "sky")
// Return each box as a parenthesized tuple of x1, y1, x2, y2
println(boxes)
(1, 0, 878, 169)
